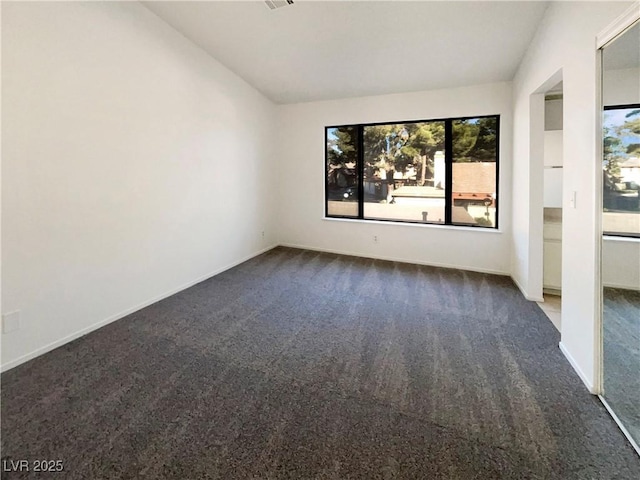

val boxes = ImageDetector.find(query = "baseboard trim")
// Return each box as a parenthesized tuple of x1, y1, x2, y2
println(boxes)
(559, 341, 597, 394)
(603, 281, 640, 291)
(1, 244, 278, 373)
(542, 287, 561, 297)
(510, 275, 544, 302)
(277, 242, 510, 277)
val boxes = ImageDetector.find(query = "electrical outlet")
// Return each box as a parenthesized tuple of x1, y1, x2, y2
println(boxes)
(373, 235, 378, 243)
(261, 231, 265, 238)
(2, 311, 21, 334)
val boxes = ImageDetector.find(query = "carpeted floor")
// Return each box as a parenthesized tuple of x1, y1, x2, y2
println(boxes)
(603, 287, 640, 447)
(2, 247, 640, 479)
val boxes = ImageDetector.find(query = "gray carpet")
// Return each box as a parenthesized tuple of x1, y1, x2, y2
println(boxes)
(603, 287, 640, 447)
(2, 247, 640, 479)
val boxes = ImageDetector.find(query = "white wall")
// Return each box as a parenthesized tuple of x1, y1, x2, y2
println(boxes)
(543, 131, 563, 207)
(603, 238, 640, 289)
(543, 99, 563, 208)
(603, 67, 640, 105)
(276, 82, 513, 275)
(544, 98, 563, 131)
(1, 2, 277, 369)
(511, 1, 634, 391)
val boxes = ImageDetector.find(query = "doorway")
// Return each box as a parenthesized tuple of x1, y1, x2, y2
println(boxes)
(538, 83, 564, 331)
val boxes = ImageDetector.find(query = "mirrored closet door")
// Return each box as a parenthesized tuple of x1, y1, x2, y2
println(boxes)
(601, 18, 640, 452)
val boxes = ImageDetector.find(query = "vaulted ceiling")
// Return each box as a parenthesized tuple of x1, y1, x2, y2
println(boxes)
(144, 1, 549, 104)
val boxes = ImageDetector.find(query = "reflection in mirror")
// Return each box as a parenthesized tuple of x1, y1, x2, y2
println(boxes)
(601, 19, 640, 451)
(603, 104, 640, 236)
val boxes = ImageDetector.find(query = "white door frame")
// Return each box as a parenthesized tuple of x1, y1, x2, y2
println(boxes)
(594, 1, 640, 457)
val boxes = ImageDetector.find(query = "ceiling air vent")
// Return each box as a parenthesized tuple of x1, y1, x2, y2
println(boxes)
(265, 0, 294, 11)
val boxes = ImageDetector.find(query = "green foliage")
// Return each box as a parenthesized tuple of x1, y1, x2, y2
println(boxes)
(604, 109, 640, 181)
(363, 124, 398, 167)
(452, 121, 479, 159)
(327, 127, 358, 167)
(474, 216, 493, 227)
(363, 122, 445, 176)
(627, 143, 640, 157)
(453, 117, 497, 162)
(471, 117, 498, 160)
(604, 125, 623, 179)
(402, 122, 445, 161)
(619, 110, 640, 137)
(329, 118, 497, 181)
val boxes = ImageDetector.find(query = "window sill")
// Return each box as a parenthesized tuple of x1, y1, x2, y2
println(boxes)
(322, 216, 503, 234)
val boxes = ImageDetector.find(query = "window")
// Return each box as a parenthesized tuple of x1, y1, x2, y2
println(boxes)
(603, 104, 640, 238)
(326, 126, 360, 217)
(325, 115, 499, 228)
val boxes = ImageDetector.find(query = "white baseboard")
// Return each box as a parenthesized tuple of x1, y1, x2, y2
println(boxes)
(510, 275, 544, 302)
(1, 244, 278, 372)
(603, 281, 640, 291)
(559, 341, 597, 394)
(278, 242, 510, 277)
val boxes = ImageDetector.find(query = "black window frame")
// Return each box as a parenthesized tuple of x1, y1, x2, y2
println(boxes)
(325, 114, 501, 229)
(602, 103, 640, 239)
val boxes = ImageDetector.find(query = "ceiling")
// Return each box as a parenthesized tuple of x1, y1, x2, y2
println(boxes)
(144, 1, 549, 105)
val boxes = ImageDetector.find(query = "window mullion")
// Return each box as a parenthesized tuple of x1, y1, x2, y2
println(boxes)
(444, 119, 453, 225)
(358, 125, 364, 219)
